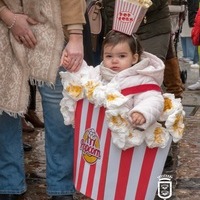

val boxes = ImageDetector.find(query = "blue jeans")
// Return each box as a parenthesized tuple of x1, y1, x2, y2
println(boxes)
(0, 69, 75, 195)
(0, 113, 26, 194)
(181, 37, 199, 64)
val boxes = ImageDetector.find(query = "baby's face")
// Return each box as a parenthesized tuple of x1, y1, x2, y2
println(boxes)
(103, 42, 138, 72)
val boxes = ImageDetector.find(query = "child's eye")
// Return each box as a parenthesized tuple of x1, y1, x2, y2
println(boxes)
(105, 55, 112, 58)
(119, 54, 126, 58)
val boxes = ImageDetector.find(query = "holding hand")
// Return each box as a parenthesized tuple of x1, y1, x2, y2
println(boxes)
(60, 33, 84, 72)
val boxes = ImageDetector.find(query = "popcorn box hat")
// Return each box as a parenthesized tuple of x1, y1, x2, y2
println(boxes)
(73, 98, 172, 200)
(112, 0, 152, 35)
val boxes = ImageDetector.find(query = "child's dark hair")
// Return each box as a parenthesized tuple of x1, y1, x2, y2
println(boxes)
(102, 30, 143, 59)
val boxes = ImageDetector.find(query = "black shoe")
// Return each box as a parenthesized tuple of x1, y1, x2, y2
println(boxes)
(51, 195, 73, 200)
(23, 143, 32, 152)
(0, 194, 20, 200)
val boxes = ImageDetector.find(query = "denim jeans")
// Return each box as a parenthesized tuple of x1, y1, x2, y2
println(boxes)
(0, 68, 75, 195)
(0, 113, 26, 194)
(181, 37, 199, 64)
(38, 68, 75, 195)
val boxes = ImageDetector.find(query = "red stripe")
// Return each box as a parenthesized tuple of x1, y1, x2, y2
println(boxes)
(114, 148, 134, 200)
(76, 102, 94, 191)
(74, 100, 83, 183)
(85, 106, 105, 197)
(121, 84, 161, 96)
(97, 129, 112, 200)
(135, 147, 158, 199)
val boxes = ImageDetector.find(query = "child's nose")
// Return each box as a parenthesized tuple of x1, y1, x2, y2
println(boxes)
(112, 57, 118, 63)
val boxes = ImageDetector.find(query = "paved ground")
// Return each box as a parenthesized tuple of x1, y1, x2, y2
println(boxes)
(20, 50, 200, 199)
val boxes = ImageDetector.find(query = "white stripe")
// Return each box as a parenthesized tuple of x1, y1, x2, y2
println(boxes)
(145, 137, 172, 200)
(129, 3, 137, 34)
(80, 162, 90, 194)
(125, 142, 147, 199)
(104, 143, 122, 200)
(75, 100, 90, 188)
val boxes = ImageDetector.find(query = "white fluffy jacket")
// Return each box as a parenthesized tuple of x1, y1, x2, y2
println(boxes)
(94, 51, 165, 130)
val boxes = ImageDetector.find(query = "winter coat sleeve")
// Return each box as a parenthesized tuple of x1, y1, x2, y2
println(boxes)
(128, 90, 164, 130)
(60, 0, 86, 26)
(191, 8, 200, 46)
(60, 0, 86, 36)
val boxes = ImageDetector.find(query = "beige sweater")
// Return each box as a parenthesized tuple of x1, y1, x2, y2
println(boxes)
(0, 0, 86, 116)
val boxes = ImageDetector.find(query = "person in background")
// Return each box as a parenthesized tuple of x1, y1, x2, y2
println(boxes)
(22, 83, 44, 132)
(0, 1, 86, 200)
(180, 0, 199, 69)
(163, 0, 187, 98)
(186, 0, 200, 90)
(83, 3, 95, 66)
(136, 0, 185, 99)
(22, 83, 44, 152)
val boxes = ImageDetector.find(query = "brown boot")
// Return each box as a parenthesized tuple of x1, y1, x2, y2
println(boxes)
(22, 117, 35, 133)
(163, 57, 184, 98)
(25, 110, 44, 128)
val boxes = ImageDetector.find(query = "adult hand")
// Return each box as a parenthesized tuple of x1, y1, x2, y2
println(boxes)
(61, 34, 84, 72)
(11, 14, 38, 49)
(0, 7, 38, 48)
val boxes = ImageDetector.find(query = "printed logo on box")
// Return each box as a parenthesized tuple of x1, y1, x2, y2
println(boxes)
(157, 175, 172, 199)
(118, 12, 134, 23)
(80, 128, 101, 165)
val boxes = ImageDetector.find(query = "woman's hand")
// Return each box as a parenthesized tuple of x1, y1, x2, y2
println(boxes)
(60, 33, 84, 72)
(0, 7, 38, 48)
(11, 14, 38, 48)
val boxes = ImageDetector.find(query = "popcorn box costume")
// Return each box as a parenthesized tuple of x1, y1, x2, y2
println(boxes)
(73, 98, 172, 200)
(112, 0, 152, 35)
(60, 58, 185, 200)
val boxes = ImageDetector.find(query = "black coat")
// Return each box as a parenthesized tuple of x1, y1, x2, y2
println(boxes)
(187, 0, 199, 27)
(136, 0, 171, 40)
(101, 0, 171, 40)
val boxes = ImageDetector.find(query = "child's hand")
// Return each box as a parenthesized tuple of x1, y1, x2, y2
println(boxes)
(131, 112, 146, 126)
(60, 50, 70, 67)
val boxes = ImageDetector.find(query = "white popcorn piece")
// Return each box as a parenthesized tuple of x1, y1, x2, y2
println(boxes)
(165, 109, 185, 143)
(159, 93, 182, 121)
(145, 122, 170, 148)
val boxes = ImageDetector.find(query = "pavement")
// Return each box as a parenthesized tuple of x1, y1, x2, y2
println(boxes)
(20, 47, 200, 200)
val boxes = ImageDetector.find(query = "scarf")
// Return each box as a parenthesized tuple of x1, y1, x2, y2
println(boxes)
(0, 0, 64, 116)
(99, 62, 118, 83)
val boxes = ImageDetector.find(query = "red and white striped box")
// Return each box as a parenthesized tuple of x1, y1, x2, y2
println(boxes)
(74, 99, 172, 200)
(112, 0, 148, 35)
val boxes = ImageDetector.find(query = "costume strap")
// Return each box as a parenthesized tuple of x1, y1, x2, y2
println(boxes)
(121, 84, 161, 96)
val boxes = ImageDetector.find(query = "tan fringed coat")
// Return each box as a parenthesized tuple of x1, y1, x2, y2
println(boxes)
(0, 0, 86, 116)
